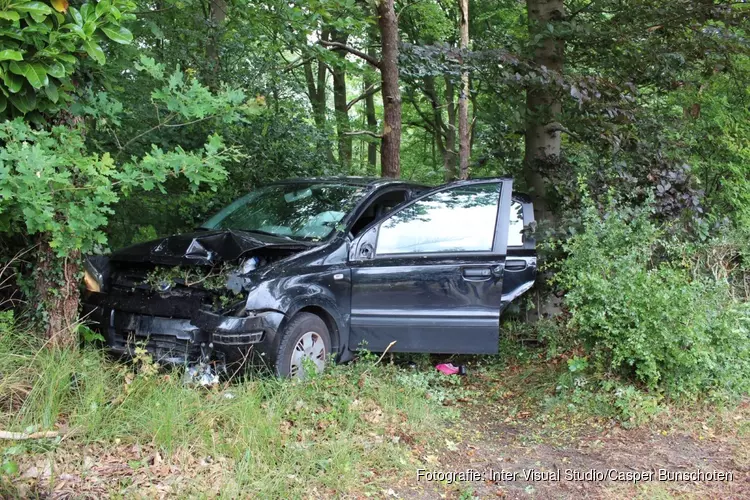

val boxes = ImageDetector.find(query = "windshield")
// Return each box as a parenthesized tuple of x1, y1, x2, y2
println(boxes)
(201, 183, 365, 241)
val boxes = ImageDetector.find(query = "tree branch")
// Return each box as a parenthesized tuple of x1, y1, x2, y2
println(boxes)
(344, 130, 383, 138)
(320, 40, 381, 68)
(347, 84, 381, 110)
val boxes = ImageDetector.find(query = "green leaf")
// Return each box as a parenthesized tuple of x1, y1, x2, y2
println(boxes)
(9, 61, 48, 89)
(82, 20, 95, 37)
(80, 3, 91, 20)
(0, 11, 21, 21)
(9, 90, 36, 113)
(55, 54, 77, 64)
(2, 71, 23, 93)
(95, 0, 110, 18)
(14, 2, 53, 17)
(64, 23, 86, 39)
(101, 25, 132, 44)
(69, 6, 82, 25)
(0, 50, 22, 62)
(0, 93, 6, 113)
(44, 80, 58, 103)
(46, 61, 65, 78)
(82, 40, 105, 64)
(29, 10, 47, 22)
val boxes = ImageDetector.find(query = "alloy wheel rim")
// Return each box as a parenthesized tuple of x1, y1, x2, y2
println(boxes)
(289, 331, 326, 379)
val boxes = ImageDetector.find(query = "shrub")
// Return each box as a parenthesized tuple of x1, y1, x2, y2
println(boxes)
(555, 200, 750, 397)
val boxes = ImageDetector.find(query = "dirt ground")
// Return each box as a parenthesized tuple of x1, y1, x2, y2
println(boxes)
(395, 387, 750, 499)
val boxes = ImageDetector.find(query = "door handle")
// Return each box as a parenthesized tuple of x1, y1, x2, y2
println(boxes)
(462, 267, 492, 279)
(505, 259, 528, 271)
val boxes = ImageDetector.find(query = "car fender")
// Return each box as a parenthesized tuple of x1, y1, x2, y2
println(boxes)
(244, 270, 351, 357)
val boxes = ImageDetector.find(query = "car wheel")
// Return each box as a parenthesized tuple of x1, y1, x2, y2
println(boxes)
(275, 312, 331, 379)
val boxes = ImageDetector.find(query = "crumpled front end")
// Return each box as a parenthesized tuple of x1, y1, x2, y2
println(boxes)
(82, 232, 305, 368)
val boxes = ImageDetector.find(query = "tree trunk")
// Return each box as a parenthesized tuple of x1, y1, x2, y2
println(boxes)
(206, 0, 227, 88)
(524, 0, 565, 223)
(525, 0, 566, 321)
(36, 238, 80, 348)
(458, 0, 471, 180)
(444, 77, 458, 181)
(421, 75, 455, 181)
(331, 30, 352, 170)
(365, 49, 378, 173)
(303, 30, 330, 129)
(376, 0, 401, 178)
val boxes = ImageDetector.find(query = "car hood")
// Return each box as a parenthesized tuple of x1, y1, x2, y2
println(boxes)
(110, 229, 311, 266)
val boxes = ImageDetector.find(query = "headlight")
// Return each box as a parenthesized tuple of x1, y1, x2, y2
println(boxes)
(83, 268, 101, 292)
(83, 257, 106, 292)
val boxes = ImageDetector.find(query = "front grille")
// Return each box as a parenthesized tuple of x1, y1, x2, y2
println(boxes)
(110, 264, 153, 291)
(108, 313, 208, 365)
(112, 331, 204, 364)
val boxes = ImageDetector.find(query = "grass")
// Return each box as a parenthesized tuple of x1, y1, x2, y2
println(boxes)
(0, 317, 451, 498)
(2, 314, 748, 498)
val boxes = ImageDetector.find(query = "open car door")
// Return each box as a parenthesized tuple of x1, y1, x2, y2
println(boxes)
(348, 179, 514, 354)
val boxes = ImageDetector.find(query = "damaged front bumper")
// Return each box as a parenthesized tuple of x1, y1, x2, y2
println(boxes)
(82, 292, 284, 366)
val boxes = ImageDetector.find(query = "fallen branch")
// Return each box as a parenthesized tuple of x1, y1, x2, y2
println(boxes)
(0, 430, 60, 440)
(373, 341, 397, 366)
(361, 340, 397, 378)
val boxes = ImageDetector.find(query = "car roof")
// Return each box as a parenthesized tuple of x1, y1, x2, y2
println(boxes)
(269, 176, 515, 188)
(269, 176, 428, 189)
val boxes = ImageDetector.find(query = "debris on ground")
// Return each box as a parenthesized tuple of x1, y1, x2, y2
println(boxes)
(182, 362, 220, 387)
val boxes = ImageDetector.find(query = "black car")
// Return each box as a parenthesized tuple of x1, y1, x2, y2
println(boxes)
(82, 177, 537, 378)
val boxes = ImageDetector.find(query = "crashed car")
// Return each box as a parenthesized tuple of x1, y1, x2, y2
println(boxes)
(82, 177, 537, 378)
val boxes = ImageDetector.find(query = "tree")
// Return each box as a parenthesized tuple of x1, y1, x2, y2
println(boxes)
(303, 29, 330, 130)
(0, 1, 250, 346)
(375, 0, 401, 178)
(457, 0, 470, 180)
(321, 0, 402, 178)
(523, 0, 565, 223)
(331, 28, 352, 169)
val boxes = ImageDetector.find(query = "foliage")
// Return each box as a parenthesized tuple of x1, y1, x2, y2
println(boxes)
(0, 0, 136, 118)
(0, 323, 448, 497)
(0, 117, 233, 256)
(555, 197, 750, 396)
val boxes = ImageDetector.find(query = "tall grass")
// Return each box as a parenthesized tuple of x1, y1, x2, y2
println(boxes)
(0, 314, 447, 497)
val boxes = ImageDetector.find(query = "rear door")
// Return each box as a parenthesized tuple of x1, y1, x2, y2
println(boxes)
(348, 179, 513, 353)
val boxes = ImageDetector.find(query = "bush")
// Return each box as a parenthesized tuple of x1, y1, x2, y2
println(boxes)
(555, 200, 750, 397)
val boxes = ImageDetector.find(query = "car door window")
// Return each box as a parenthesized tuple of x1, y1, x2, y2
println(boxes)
(375, 183, 501, 255)
(351, 190, 409, 236)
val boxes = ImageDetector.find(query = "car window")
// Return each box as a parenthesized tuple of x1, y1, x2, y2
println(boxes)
(508, 200, 523, 247)
(201, 183, 364, 241)
(351, 189, 409, 236)
(376, 183, 501, 255)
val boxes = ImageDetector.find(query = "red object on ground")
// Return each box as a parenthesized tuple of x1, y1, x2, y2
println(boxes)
(435, 363, 460, 375)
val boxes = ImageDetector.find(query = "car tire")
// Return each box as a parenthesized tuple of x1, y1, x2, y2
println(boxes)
(274, 312, 331, 379)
